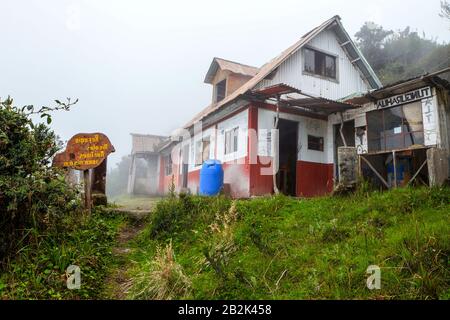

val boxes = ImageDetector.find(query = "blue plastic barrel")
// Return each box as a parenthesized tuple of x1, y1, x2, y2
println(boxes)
(199, 160, 224, 196)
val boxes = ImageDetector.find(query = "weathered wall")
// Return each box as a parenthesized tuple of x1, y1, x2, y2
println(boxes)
(427, 148, 449, 187)
(227, 73, 253, 96)
(337, 147, 358, 186)
(256, 29, 371, 100)
(251, 104, 333, 197)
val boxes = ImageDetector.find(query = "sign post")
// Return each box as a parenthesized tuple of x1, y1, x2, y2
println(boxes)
(53, 133, 115, 214)
(83, 169, 91, 212)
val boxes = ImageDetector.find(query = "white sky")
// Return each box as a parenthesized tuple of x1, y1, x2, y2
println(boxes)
(1, 0, 449, 167)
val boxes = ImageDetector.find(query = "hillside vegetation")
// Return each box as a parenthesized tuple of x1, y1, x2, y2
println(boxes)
(355, 22, 450, 85)
(128, 187, 450, 300)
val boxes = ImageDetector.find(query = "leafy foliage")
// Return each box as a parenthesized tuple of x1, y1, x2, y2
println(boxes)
(0, 208, 127, 299)
(0, 96, 79, 262)
(355, 22, 450, 84)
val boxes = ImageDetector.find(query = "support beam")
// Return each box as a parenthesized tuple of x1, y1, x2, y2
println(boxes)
(360, 156, 390, 188)
(127, 154, 137, 194)
(407, 160, 428, 186)
(339, 112, 347, 147)
(392, 151, 397, 188)
(272, 95, 281, 194)
(83, 169, 91, 214)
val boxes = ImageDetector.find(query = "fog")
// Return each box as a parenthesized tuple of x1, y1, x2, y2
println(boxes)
(1, 0, 449, 169)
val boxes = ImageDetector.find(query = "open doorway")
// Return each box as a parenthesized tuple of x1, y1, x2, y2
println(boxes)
(277, 118, 298, 196)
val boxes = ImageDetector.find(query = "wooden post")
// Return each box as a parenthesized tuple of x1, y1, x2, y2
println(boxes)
(83, 169, 91, 213)
(392, 151, 397, 188)
(92, 158, 107, 194)
(272, 95, 280, 195)
(360, 156, 390, 188)
(91, 158, 108, 206)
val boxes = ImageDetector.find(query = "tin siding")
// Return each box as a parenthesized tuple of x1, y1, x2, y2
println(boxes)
(257, 29, 371, 100)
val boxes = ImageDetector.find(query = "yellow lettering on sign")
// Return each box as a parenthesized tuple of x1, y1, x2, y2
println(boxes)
(75, 135, 100, 145)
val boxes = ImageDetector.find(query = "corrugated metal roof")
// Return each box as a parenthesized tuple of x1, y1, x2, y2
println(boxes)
(204, 57, 259, 83)
(185, 15, 380, 129)
(251, 83, 359, 115)
(342, 68, 450, 104)
(130, 134, 168, 154)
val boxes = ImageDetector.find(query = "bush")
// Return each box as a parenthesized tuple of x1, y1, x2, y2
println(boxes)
(149, 193, 231, 240)
(0, 96, 80, 263)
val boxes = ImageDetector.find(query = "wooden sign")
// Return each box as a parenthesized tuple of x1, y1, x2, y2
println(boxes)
(53, 133, 115, 214)
(53, 133, 115, 170)
(376, 86, 431, 109)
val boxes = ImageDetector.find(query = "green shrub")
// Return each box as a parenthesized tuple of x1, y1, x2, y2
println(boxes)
(0, 207, 126, 299)
(0, 97, 80, 263)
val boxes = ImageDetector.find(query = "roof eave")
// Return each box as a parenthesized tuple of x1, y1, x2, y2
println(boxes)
(333, 19, 383, 89)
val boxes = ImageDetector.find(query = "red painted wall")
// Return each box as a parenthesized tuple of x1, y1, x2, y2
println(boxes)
(249, 156, 274, 196)
(157, 103, 334, 198)
(159, 154, 182, 194)
(296, 161, 333, 197)
(187, 170, 200, 194)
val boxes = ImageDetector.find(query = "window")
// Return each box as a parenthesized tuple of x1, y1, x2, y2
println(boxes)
(308, 135, 324, 151)
(304, 48, 337, 79)
(202, 137, 210, 162)
(195, 137, 211, 166)
(225, 127, 239, 154)
(164, 155, 172, 176)
(215, 79, 226, 102)
(367, 102, 424, 152)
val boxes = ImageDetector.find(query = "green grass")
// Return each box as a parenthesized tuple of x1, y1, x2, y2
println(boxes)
(0, 208, 128, 299)
(127, 187, 450, 300)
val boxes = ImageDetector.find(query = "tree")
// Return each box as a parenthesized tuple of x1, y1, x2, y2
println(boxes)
(0, 96, 79, 262)
(355, 22, 445, 85)
(355, 22, 393, 72)
(440, 0, 450, 21)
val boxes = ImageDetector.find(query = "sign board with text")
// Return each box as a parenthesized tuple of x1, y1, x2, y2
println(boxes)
(376, 86, 432, 109)
(53, 133, 115, 170)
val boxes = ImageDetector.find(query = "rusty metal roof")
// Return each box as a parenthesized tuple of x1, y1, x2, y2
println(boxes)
(130, 134, 168, 155)
(342, 68, 450, 105)
(250, 83, 359, 115)
(204, 57, 259, 84)
(185, 15, 378, 128)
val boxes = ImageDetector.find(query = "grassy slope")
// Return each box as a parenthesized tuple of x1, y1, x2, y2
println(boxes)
(129, 187, 450, 300)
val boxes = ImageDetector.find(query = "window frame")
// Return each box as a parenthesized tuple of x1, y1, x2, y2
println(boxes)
(303, 47, 338, 82)
(224, 127, 239, 155)
(164, 154, 172, 176)
(215, 79, 227, 103)
(307, 135, 324, 152)
(195, 136, 211, 166)
(367, 102, 425, 152)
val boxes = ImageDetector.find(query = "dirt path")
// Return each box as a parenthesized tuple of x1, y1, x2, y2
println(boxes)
(102, 197, 159, 299)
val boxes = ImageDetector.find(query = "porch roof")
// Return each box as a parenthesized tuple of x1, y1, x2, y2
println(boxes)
(249, 83, 360, 115)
